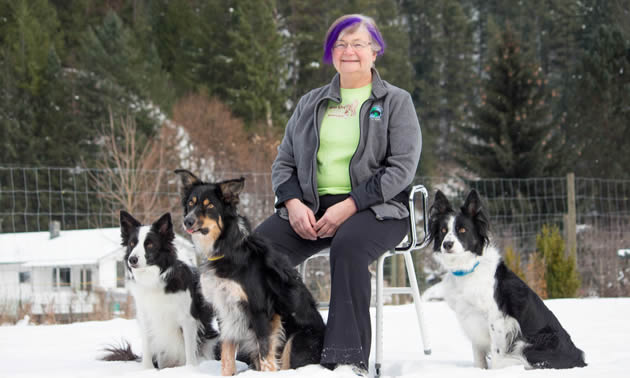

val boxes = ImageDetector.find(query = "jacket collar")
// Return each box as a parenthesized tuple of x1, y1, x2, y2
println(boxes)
(326, 68, 387, 102)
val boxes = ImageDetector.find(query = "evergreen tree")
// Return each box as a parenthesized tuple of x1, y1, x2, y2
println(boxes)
(77, 10, 172, 139)
(457, 25, 561, 179)
(0, 0, 97, 165)
(536, 224, 580, 298)
(402, 0, 474, 175)
(222, 0, 286, 129)
(49, 0, 102, 60)
(147, 0, 203, 96)
(565, 25, 630, 178)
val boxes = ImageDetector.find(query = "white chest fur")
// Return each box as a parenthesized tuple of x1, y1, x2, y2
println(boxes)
(440, 247, 526, 368)
(129, 280, 201, 368)
(200, 269, 257, 355)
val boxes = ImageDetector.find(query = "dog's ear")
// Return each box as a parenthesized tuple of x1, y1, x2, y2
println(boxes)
(461, 189, 482, 217)
(461, 190, 490, 247)
(218, 177, 245, 206)
(430, 190, 453, 217)
(427, 191, 453, 248)
(120, 210, 141, 246)
(152, 213, 174, 244)
(175, 169, 201, 192)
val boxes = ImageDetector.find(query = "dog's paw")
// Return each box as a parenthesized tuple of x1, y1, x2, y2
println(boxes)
(259, 358, 278, 372)
(221, 365, 236, 376)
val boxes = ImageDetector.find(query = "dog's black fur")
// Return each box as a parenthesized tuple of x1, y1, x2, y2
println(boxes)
(175, 169, 325, 373)
(428, 190, 586, 369)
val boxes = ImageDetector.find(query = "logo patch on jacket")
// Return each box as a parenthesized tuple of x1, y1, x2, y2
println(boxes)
(369, 105, 383, 120)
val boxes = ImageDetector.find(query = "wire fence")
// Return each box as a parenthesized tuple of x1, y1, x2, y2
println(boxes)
(1, 166, 629, 299)
(0, 166, 275, 234)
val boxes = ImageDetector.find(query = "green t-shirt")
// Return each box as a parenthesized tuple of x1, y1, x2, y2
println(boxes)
(317, 84, 372, 195)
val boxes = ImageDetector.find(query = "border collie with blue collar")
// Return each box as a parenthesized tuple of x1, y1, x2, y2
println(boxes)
(175, 169, 325, 376)
(428, 189, 586, 369)
(111, 211, 220, 369)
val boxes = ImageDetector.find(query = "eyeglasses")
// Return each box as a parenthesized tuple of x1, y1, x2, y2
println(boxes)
(332, 41, 372, 51)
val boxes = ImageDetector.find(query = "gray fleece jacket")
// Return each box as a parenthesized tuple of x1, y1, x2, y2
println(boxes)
(272, 68, 422, 220)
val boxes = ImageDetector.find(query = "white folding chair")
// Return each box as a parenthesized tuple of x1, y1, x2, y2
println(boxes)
(299, 184, 432, 377)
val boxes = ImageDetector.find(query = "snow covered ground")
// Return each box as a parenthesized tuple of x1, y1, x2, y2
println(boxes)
(1, 297, 629, 378)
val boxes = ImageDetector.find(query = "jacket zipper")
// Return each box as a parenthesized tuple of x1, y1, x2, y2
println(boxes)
(312, 97, 331, 214)
(349, 96, 372, 190)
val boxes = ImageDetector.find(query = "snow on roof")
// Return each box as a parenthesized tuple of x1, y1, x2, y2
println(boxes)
(0, 227, 196, 267)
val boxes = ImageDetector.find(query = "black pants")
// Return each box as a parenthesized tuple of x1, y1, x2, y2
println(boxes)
(254, 195, 408, 367)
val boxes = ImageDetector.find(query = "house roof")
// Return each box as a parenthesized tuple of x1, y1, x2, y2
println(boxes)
(0, 227, 197, 267)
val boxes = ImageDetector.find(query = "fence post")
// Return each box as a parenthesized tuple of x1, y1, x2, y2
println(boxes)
(566, 172, 577, 261)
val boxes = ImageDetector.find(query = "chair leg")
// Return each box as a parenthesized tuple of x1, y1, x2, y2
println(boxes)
(402, 251, 431, 355)
(299, 261, 307, 283)
(375, 253, 386, 377)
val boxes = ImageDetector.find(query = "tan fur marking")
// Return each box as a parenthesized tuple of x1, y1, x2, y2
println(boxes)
(221, 341, 237, 376)
(192, 196, 197, 203)
(203, 199, 209, 206)
(199, 215, 223, 245)
(216, 278, 248, 301)
(280, 335, 294, 370)
(260, 314, 284, 371)
(208, 216, 223, 247)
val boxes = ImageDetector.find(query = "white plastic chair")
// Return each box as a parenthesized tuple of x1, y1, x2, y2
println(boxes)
(299, 184, 432, 377)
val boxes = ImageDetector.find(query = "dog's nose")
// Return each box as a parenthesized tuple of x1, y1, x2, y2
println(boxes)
(128, 255, 138, 266)
(184, 217, 195, 229)
(443, 241, 454, 251)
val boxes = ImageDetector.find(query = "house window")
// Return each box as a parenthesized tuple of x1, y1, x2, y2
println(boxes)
(80, 269, 92, 291)
(19, 271, 31, 283)
(53, 267, 71, 288)
(116, 261, 126, 288)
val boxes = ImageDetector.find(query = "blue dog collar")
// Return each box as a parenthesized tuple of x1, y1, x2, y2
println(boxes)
(451, 261, 480, 277)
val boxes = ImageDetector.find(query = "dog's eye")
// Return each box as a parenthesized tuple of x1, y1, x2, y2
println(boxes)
(146, 242, 153, 249)
(129, 241, 135, 247)
(458, 227, 467, 233)
(188, 200, 194, 207)
(441, 228, 447, 234)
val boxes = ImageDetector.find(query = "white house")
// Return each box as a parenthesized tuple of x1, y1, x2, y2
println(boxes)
(0, 224, 197, 319)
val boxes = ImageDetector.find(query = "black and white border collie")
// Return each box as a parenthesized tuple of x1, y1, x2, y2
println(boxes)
(116, 211, 220, 369)
(175, 169, 325, 376)
(428, 190, 586, 369)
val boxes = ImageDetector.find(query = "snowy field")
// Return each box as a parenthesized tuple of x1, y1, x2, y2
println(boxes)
(1, 297, 629, 378)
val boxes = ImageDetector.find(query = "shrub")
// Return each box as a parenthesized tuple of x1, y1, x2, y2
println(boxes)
(536, 224, 581, 298)
(525, 251, 548, 299)
(504, 246, 526, 281)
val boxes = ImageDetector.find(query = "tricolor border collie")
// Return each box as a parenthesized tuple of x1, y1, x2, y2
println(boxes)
(108, 211, 219, 368)
(428, 190, 586, 369)
(175, 169, 325, 376)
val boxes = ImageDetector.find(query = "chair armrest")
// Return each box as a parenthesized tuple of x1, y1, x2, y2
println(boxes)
(395, 184, 430, 253)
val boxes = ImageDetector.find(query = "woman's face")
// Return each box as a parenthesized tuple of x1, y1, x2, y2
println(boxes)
(332, 26, 377, 79)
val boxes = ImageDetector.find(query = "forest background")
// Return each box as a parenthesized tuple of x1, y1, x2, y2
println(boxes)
(2, 0, 629, 179)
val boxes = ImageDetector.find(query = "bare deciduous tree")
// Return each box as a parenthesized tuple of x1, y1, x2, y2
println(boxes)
(88, 109, 178, 224)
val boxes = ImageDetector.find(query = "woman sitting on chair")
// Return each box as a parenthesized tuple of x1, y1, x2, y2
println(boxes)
(255, 13, 422, 375)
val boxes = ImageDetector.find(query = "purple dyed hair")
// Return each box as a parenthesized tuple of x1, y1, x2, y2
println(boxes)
(322, 14, 386, 64)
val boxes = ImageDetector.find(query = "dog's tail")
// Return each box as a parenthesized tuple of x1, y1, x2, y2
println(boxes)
(100, 339, 140, 362)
